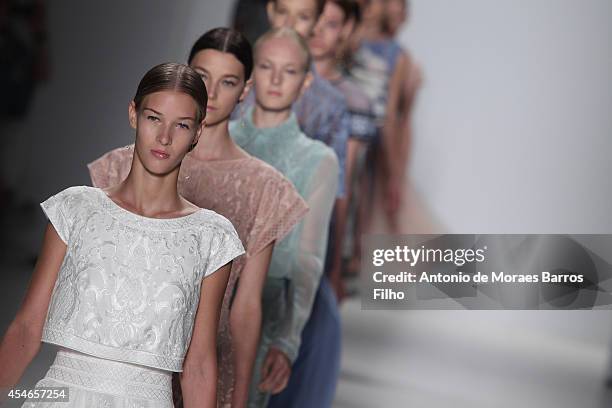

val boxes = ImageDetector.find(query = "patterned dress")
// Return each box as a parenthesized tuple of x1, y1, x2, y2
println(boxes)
(23, 185, 245, 407)
(88, 146, 308, 407)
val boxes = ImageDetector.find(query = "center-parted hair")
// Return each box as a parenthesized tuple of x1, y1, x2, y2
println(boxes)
(133, 62, 208, 123)
(254, 27, 312, 71)
(188, 27, 254, 80)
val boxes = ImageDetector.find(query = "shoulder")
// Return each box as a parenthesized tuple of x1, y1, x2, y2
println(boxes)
(197, 208, 244, 257)
(197, 208, 239, 237)
(298, 132, 338, 168)
(306, 75, 348, 108)
(48, 185, 98, 203)
(87, 145, 134, 188)
(41, 186, 100, 221)
(88, 145, 133, 169)
(389, 39, 403, 53)
(400, 48, 423, 77)
(245, 156, 294, 187)
(388, 40, 406, 67)
(318, 145, 340, 169)
(335, 76, 372, 112)
(230, 155, 299, 197)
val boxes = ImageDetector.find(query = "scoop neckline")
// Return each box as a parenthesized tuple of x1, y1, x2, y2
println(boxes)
(94, 187, 205, 223)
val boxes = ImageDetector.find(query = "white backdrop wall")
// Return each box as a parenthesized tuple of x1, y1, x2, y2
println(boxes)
(400, 0, 612, 233)
(10, 0, 612, 234)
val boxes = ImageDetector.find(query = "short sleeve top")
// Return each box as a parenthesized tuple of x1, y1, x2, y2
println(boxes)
(39, 185, 245, 372)
(231, 109, 338, 280)
(330, 75, 377, 143)
(349, 39, 403, 126)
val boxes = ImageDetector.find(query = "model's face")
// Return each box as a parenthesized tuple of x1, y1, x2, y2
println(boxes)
(359, 0, 385, 27)
(385, 0, 406, 34)
(310, 2, 349, 59)
(267, 0, 320, 38)
(190, 49, 249, 127)
(254, 37, 310, 112)
(130, 90, 203, 176)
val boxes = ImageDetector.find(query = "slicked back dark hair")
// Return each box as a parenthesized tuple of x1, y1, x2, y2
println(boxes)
(329, 0, 361, 23)
(133, 62, 208, 123)
(188, 27, 254, 80)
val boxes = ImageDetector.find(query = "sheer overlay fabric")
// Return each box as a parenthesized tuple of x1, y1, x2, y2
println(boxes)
(234, 67, 349, 197)
(38, 186, 243, 372)
(231, 110, 338, 406)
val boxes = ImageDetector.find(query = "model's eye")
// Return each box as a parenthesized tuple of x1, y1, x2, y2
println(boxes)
(177, 123, 190, 130)
(258, 63, 271, 70)
(222, 79, 237, 87)
(299, 13, 312, 21)
(285, 68, 297, 75)
(147, 115, 160, 122)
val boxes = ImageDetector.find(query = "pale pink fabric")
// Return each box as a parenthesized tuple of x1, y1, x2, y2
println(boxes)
(88, 144, 308, 407)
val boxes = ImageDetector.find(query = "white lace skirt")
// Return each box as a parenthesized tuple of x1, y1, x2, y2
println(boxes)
(21, 349, 173, 407)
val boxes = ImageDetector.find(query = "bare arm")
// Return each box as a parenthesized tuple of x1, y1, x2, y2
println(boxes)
(383, 51, 409, 181)
(229, 242, 274, 408)
(380, 52, 410, 227)
(397, 55, 423, 173)
(0, 224, 66, 392)
(180, 262, 231, 408)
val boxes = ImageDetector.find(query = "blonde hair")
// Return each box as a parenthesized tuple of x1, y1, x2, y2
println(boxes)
(254, 27, 312, 71)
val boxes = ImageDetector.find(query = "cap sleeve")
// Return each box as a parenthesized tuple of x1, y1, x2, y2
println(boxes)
(204, 214, 246, 278)
(246, 175, 309, 258)
(40, 187, 81, 244)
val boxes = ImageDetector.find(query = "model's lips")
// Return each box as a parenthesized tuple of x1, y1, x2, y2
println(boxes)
(151, 149, 170, 159)
(206, 105, 217, 111)
(309, 40, 323, 50)
(267, 90, 282, 97)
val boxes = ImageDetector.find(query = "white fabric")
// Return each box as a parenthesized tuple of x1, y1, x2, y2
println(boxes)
(21, 349, 173, 407)
(39, 186, 244, 372)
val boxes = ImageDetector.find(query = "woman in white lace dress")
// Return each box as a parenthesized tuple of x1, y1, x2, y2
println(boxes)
(0, 62, 245, 408)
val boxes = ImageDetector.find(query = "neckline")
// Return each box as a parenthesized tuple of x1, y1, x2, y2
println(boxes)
(94, 187, 205, 224)
(328, 75, 346, 87)
(244, 107, 299, 136)
(185, 150, 253, 165)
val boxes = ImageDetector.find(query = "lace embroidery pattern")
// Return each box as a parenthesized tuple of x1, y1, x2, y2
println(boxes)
(39, 186, 244, 373)
(88, 146, 308, 405)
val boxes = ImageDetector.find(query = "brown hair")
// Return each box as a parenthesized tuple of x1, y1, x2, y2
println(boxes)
(269, 0, 326, 17)
(188, 28, 254, 79)
(133, 62, 208, 123)
(329, 0, 362, 23)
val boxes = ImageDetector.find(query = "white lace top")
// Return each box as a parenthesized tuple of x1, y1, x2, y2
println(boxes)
(39, 186, 245, 372)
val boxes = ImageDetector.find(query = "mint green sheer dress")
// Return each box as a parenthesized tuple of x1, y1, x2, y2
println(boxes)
(231, 109, 339, 407)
